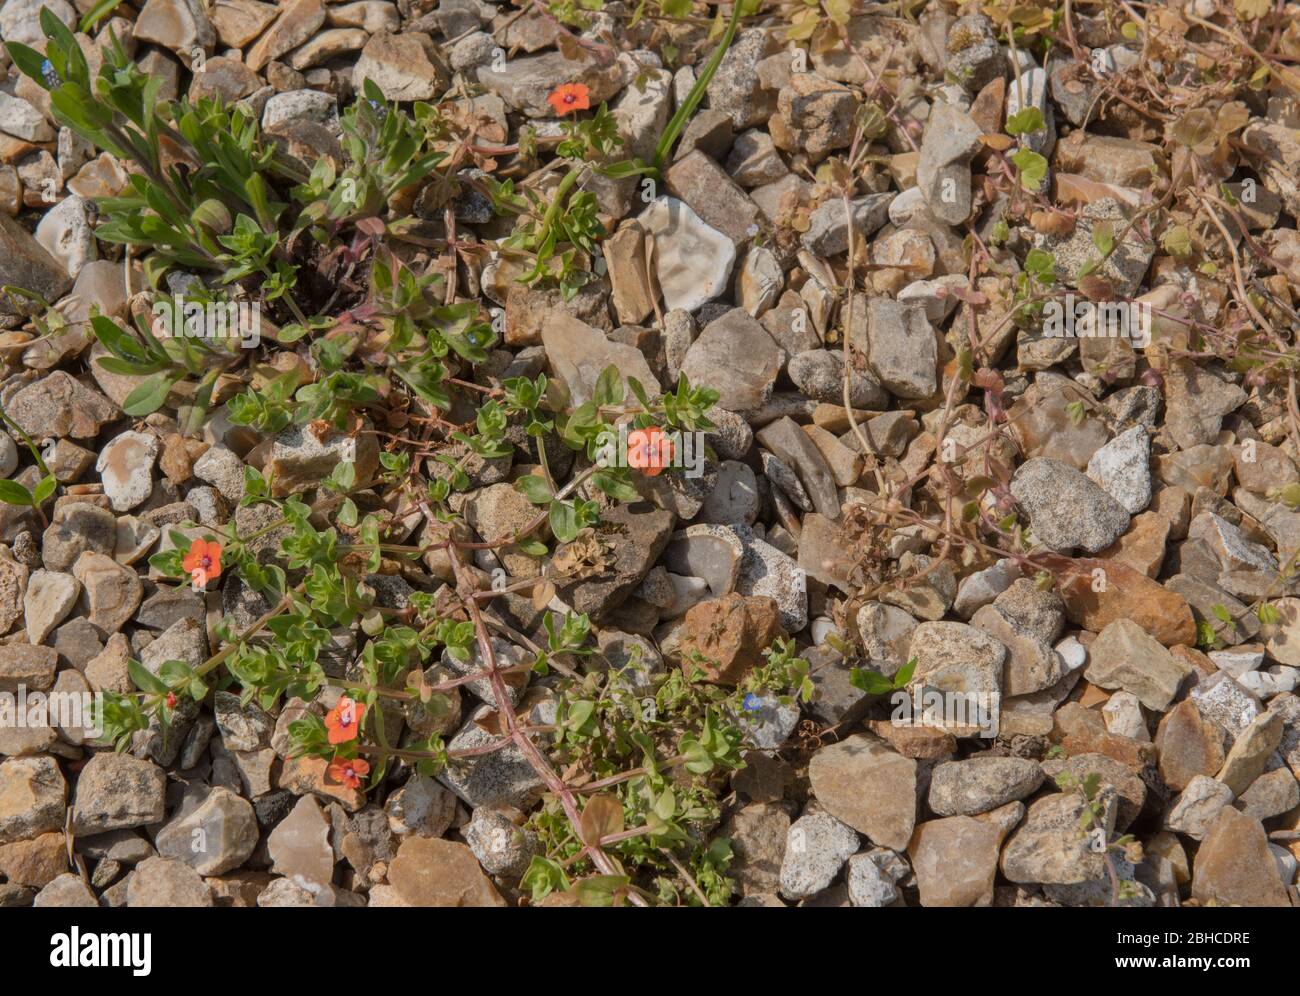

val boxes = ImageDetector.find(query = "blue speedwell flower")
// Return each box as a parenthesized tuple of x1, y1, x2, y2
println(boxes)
(741, 692, 761, 713)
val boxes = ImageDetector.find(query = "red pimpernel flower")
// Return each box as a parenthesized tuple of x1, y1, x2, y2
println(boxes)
(325, 695, 366, 745)
(327, 756, 370, 790)
(627, 426, 675, 477)
(548, 82, 591, 116)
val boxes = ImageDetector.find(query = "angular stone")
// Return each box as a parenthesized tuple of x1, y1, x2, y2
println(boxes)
(1060, 563, 1196, 646)
(43, 503, 117, 573)
(916, 101, 982, 224)
(1011, 457, 1130, 553)
(155, 787, 258, 876)
(72, 551, 142, 636)
(384, 773, 456, 839)
(0, 755, 66, 844)
(757, 417, 840, 520)
(679, 308, 781, 414)
(861, 298, 937, 401)
(1155, 700, 1226, 792)
(1001, 789, 1115, 886)
(33, 873, 97, 907)
(23, 570, 80, 645)
(664, 149, 762, 247)
(603, 223, 655, 326)
(636, 197, 735, 313)
(265, 421, 378, 497)
(1165, 774, 1234, 840)
(266, 794, 335, 892)
(909, 802, 1023, 906)
(1236, 767, 1299, 822)
(1192, 807, 1290, 906)
(971, 604, 1067, 696)
(770, 73, 855, 162)
(1085, 619, 1193, 711)
(1216, 709, 1284, 796)
(0, 212, 72, 319)
(548, 502, 674, 622)
(801, 194, 892, 257)
(476, 49, 623, 118)
(787, 349, 888, 409)
(905, 621, 1004, 736)
(7, 371, 116, 440)
(540, 312, 659, 409)
(807, 734, 917, 850)
(127, 856, 213, 907)
(928, 756, 1043, 816)
(845, 847, 909, 907)
(388, 836, 505, 906)
(246, 0, 325, 71)
(0, 831, 66, 888)
(1042, 752, 1147, 831)
(1265, 596, 1300, 666)
(1097, 511, 1169, 578)
(778, 804, 858, 901)
(0, 644, 56, 693)
(72, 753, 166, 835)
(1165, 359, 1247, 451)
(211, 0, 277, 45)
(678, 593, 784, 686)
(1086, 425, 1151, 514)
(723, 801, 789, 896)
(705, 28, 777, 129)
(438, 704, 545, 810)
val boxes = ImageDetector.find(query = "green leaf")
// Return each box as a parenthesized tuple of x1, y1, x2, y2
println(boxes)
(592, 469, 641, 503)
(849, 666, 895, 695)
(0, 479, 33, 506)
(158, 659, 196, 688)
(627, 376, 651, 410)
(513, 475, 554, 505)
(31, 474, 57, 504)
(1091, 220, 1115, 257)
(1010, 147, 1048, 191)
(1005, 107, 1045, 135)
(1023, 248, 1057, 284)
(893, 656, 917, 688)
(593, 364, 625, 407)
(1162, 225, 1192, 257)
(575, 874, 628, 907)
(148, 547, 186, 578)
(681, 739, 713, 774)
(337, 498, 359, 527)
(79, 0, 127, 33)
(122, 373, 177, 416)
(1172, 108, 1215, 150)
(520, 856, 570, 902)
(548, 499, 580, 543)
(128, 659, 168, 695)
(5, 42, 52, 90)
(517, 538, 549, 557)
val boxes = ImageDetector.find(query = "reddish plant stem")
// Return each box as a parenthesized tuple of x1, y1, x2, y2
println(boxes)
(447, 539, 646, 905)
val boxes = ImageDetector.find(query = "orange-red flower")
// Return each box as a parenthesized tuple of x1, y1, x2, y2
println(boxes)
(548, 82, 591, 116)
(327, 755, 370, 790)
(182, 538, 223, 588)
(627, 427, 674, 477)
(325, 695, 366, 745)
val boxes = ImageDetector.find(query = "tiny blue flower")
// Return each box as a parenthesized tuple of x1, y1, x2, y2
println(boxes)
(742, 692, 761, 713)
(41, 59, 61, 89)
